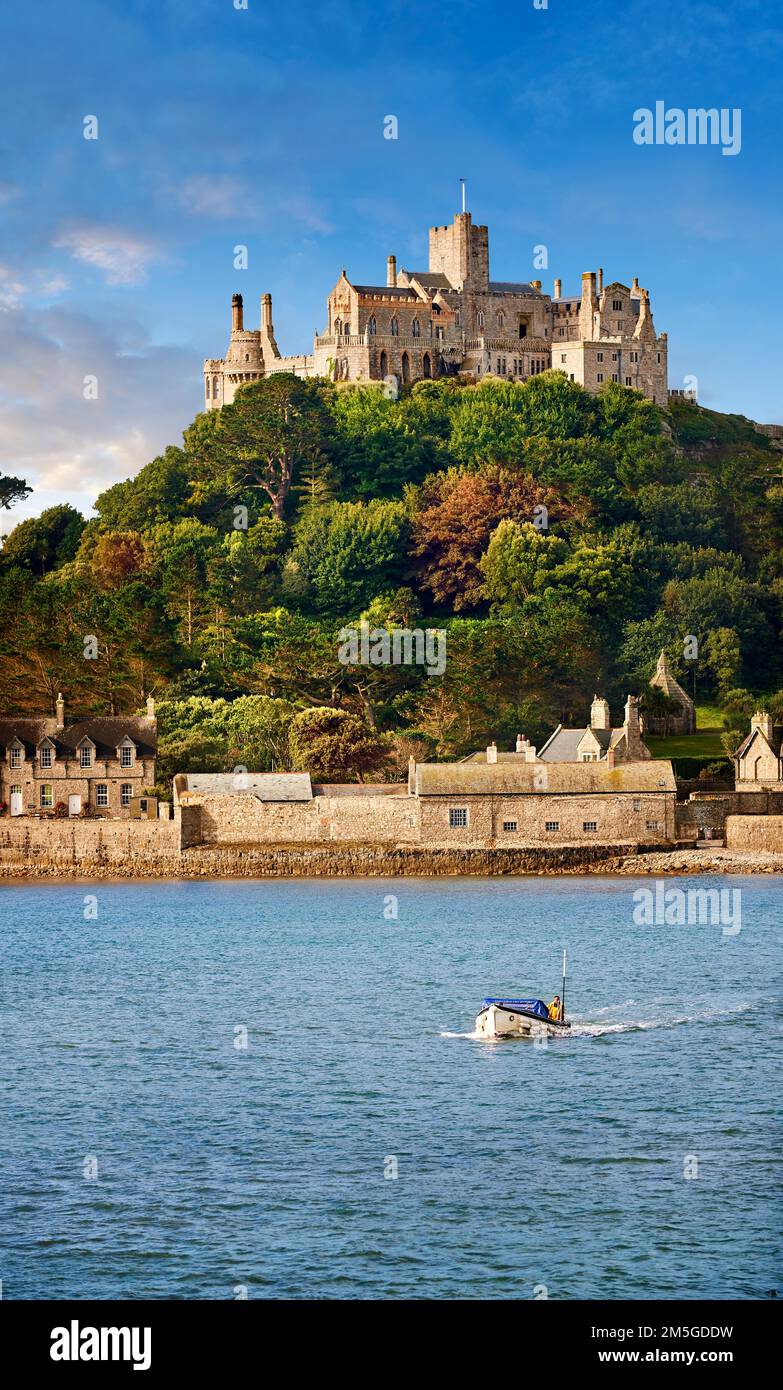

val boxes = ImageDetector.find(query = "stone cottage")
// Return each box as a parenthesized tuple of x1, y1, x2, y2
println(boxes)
(0, 695, 157, 818)
(733, 711, 783, 791)
(537, 694, 651, 764)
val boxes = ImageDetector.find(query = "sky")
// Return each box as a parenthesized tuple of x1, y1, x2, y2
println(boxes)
(0, 0, 781, 533)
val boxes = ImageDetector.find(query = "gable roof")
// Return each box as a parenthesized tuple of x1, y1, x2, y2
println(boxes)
(734, 724, 782, 760)
(650, 650, 694, 709)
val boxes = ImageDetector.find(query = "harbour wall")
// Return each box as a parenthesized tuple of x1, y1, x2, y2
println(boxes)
(725, 815, 783, 853)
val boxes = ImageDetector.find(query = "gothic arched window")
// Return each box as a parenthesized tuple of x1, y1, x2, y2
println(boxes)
(412, 318, 420, 337)
(390, 317, 399, 336)
(368, 316, 376, 335)
(476, 311, 484, 329)
(497, 311, 505, 329)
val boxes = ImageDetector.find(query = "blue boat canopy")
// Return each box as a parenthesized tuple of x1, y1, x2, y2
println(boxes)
(482, 998, 549, 1019)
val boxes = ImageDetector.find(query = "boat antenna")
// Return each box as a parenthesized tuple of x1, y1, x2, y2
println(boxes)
(561, 947, 567, 1022)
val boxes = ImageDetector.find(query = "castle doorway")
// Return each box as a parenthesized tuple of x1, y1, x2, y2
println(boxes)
(423, 353, 431, 378)
(379, 350, 388, 378)
(401, 352, 410, 383)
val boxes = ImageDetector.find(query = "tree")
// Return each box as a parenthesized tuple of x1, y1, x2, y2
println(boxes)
(209, 376, 334, 520)
(0, 504, 85, 575)
(288, 498, 409, 616)
(0, 474, 32, 511)
(288, 706, 388, 782)
(94, 447, 193, 530)
(411, 466, 575, 612)
(481, 520, 569, 607)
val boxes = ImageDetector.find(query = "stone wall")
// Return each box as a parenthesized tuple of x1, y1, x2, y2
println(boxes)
(725, 815, 783, 852)
(185, 792, 419, 846)
(0, 817, 181, 873)
(418, 791, 675, 848)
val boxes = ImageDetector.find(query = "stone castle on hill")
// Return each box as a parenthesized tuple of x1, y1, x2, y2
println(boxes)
(204, 207, 669, 408)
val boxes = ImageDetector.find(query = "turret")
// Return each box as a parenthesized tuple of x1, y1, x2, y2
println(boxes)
(579, 271, 599, 338)
(387, 255, 397, 288)
(231, 293, 243, 332)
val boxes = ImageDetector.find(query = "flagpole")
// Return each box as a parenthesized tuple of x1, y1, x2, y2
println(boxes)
(561, 947, 567, 1022)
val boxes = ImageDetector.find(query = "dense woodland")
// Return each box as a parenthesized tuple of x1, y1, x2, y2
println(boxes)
(2, 372, 782, 786)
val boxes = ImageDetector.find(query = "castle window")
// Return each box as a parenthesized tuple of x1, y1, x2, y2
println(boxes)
(412, 318, 420, 337)
(597, 373, 604, 383)
(545, 821, 560, 832)
(497, 311, 505, 329)
(245, 354, 249, 361)
(379, 349, 388, 377)
(559, 327, 565, 336)
(423, 353, 432, 378)
(476, 311, 484, 329)
(335, 319, 341, 335)
(519, 322, 527, 338)
(368, 316, 376, 335)
(612, 373, 618, 382)
(583, 821, 598, 833)
(96, 784, 109, 808)
(449, 807, 468, 828)
(390, 317, 399, 336)
(625, 376, 632, 386)
(502, 821, 518, 832)
(611, 352, 618, 362)
(401, 351, 410, 383)
(597, 352, 603, 362)
(631, 351, 638, 362)
(343, 323, 350, 336)
(40, 784, 53, 809)
(561, 354, 567, 363)
(212, 377, 219, 398)
(455, 309, 461, 326)
(657, 352, 661, 363)
(612, 299, 622, 311)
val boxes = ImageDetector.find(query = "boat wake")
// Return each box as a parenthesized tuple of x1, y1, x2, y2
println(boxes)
(441, 1000, 758, 1041)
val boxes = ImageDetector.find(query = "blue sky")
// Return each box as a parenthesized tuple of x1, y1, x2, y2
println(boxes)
(0, 0, 780, 529)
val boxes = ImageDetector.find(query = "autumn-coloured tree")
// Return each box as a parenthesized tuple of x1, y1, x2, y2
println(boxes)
(410, 466, 577, 611)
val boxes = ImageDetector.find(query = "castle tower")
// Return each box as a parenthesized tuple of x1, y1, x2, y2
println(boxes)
(428, 211, 489, 291)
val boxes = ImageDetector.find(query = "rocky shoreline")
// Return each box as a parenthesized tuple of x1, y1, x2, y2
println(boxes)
(2, 842, 782, 880)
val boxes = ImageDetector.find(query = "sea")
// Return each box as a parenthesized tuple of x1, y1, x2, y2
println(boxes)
(1, 874, 780, 1300)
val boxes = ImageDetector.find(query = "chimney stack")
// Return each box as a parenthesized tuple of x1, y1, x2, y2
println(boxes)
(231, 293, 243, 332)
(387, 255, 397, 288)
(597, 267, 604, 294)
(531, 279, 542, 291)
(146, 695, 156, 721)
(261, 292, 274, 333)
(525, 744, 537, 763)
(553, 279, 562, 299)
(606, 747, 616, 769)
(486, 741, 498, 764)
(750, 710, 774, 743)
(590, 695, 611, 731)
(631, 276, 640, 296)
(516, 733, 525, 753)
(55, 692, 65, 730)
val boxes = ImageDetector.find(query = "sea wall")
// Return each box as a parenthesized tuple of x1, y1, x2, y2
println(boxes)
(725, 815, 783, 853)
(0, 818, 182, 874)
(186, 793, 418, 845)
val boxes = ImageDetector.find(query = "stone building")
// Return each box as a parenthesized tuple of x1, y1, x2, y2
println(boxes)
(644, 649, 696, 735)
(0, 696, 157, 818)
(537, 694, 651, 764)
(174, 727, 676, 850)
(204, 207, 668, 407)
(733, 711, 783, 791)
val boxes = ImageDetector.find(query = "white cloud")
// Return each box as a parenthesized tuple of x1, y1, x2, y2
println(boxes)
(179, 174, 250, 218)
(53, 226, 162, 285)
(0, 303, 199, 528)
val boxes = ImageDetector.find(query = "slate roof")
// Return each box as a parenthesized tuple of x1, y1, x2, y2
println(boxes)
(403, 271, 453, 289)
(180, 772, 313, 801)
(353, 285, 419, 300)
(0, 716, 156, 757)
(489, 280, 542, 295)
(649, 650, 694, 710)
(414, 761, 675, 795)
(537, 726, 615, 761)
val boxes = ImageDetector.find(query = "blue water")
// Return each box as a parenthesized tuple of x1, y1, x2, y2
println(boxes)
(1, 875, 780, 1300)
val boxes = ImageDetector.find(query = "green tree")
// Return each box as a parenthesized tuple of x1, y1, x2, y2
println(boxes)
(0, 504, 85, 575)
(288, 706, 388, 782)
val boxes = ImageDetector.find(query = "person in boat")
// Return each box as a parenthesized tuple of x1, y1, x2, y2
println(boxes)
(547, 995, 562, 1022)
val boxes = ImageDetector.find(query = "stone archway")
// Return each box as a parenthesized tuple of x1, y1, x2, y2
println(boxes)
(401, 351, 410, 384)
(423, 352, 431, 378)
(379, 349, 388, 378)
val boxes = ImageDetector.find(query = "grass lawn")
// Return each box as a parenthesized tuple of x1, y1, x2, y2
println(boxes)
(646, 731, 726, 759)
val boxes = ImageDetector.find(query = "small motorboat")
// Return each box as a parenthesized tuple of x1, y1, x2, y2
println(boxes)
(474, 949, 571, 1039)
(475, 997, 570, 1039)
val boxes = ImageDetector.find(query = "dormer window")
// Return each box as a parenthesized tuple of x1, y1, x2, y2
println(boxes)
(79, 745, 93, 768)
(119, 739, 136, 769)
(9, 741, 23, 769)
(39, 742, 54, 769)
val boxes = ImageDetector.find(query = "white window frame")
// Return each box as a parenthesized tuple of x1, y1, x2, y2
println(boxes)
(79, 744, 93, 769)
(40, 784, 54, 809)
(96, 784, 109, 808)
(119, 744, 135, 768)
(121, 783, 133, 808)
(10, 745, 23, 769)
(39, 745, 53, 769)
(583, 821, 598, 832)
(502, 820, 518, 832)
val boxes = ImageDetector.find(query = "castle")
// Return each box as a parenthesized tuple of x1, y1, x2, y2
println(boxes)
(204, 206, 669, 407)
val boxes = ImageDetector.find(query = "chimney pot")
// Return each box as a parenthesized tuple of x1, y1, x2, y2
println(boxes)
(387, 255, 397, 288)
(553, 278, 562, 299)
(486, 742, 498, 764)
